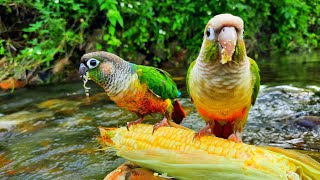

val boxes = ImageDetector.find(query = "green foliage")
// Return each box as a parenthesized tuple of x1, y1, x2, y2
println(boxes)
(0, 0, 95, 81)
(98, 0, 123, 52)
(0, 0, 319, 84)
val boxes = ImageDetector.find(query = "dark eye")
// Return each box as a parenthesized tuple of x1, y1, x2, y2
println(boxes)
(206, 27, 215, 40)
(206, 29, 210, 37)
(90, 60, 96, 66)
(87, 58, 100, 69)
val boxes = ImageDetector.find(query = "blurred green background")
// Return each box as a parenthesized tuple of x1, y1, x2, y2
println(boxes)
(0, 0, 319, 87)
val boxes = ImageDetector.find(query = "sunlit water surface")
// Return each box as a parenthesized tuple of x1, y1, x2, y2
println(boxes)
(0, 52, 319, 179)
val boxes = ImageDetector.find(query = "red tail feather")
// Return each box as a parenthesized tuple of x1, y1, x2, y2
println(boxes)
(212, 121, 233, 139)
(172, 100, 186, 124)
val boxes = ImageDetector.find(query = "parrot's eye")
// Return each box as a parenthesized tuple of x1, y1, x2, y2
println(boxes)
(87, 58, 100, 69)
(206, 27, 215, 40)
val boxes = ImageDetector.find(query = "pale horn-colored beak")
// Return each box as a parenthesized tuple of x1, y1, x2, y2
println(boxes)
(218, 27, 237, 64)
(79, 63, 88, 79)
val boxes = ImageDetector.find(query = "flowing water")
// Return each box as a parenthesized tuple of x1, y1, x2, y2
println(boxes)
(0, 52, 319, 179)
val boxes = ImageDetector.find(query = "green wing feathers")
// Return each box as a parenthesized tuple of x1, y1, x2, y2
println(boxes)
(133, 65, 180, 100)
(249, 58, 260, 106)
(186, 60, 196, 98)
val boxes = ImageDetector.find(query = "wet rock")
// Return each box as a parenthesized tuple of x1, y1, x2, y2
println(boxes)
(0, 111, 54, 131)
(295, 116, 320, 129)
(80, 92, 109, 105)
(244, 85, 320, 149)
(37, 99, 81, 115)
(28, 74, 44, 85)
(306, 85, 320, 92)
(16, 120, 48, 133)
(0, 152, 13, 172)
(59, 115, 93, 128)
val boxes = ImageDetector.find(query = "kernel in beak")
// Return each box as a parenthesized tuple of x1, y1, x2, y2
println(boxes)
(218, 27, 237, 64)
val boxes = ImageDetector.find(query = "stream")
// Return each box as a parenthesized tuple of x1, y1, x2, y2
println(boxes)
(0, 52, 319, 179)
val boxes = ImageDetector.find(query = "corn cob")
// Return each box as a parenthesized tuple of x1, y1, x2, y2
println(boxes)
(99, 124, 320, 180)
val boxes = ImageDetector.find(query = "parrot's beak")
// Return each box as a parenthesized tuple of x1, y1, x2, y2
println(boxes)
(79, 63, 88, 79)
(218, 27, 237, 64)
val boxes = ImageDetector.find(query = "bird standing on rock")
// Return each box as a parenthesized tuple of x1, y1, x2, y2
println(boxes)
(79, 51, 186, 131)
(186, 14, 260, 142)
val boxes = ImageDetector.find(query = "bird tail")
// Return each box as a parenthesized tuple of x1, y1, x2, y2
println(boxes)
(172, 100, 186, 124)
(212, 121, 233, 139)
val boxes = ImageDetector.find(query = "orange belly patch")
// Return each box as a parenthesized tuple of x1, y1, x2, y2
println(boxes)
(197, 106, 248, 122)
(113, 86, 168, 115)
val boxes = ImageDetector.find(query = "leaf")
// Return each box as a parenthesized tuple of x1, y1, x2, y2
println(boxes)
(23, 21, 43, 32)
(97, 0, 104, 4)
(107, 9, 123, 27)
(0, 45, 5, 55)
(72, 3, 81, 11)
(100, 2, 108, 11)
(108, 26, 115, 36)
(107, 47, 113, 52)
(0, 40, 5, 55)
(103, 34, 110, 41)
(96, 43, 102, 50)
(107, 9, 118, 26)
(116, 14, 124, 27)
(108, 36, 121, 47)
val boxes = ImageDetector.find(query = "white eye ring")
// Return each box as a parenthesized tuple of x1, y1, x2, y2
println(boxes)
(206, 27, 215, 40)
(87, 58, 100, 69)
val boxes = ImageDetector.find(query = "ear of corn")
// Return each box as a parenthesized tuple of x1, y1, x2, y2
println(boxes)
(99, 124, 320, 180)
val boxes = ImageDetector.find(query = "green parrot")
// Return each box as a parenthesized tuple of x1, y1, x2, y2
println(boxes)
(186, 14, 260, 142)
(79, 51, 186, 131)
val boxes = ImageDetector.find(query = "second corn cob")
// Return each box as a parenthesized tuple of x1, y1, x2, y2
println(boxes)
(100, 124, 320, 180)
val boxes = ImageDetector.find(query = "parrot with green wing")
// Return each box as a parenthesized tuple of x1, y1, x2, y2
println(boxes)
(79, 51, 186, 131)
(186, 14, 260, 142)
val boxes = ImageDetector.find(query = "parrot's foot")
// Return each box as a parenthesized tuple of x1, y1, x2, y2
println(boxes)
(193, 124, 213, 140)
(228, 132, 242, 143)
(127, 118, 144, 130)
(152, 118, 169, 133)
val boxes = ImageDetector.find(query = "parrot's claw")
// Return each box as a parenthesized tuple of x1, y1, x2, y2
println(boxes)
(152, 118, 169, 134)
(228, 132, 242, 143)
(127, 118, 144, 130)
(193, 124, 213, 141)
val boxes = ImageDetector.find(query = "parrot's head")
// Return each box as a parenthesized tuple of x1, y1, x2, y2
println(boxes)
(79, 51, 119, 86)
(201, 13, 246, 64)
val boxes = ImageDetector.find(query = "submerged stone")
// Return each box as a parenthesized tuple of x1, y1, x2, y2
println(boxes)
(295, 116, 320, 129)
(0, 111, 54, 131)
(37, 99, 81, 115)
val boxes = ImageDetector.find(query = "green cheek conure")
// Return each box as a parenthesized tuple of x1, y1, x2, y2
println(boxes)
(186, 14, 260, 142)
(79, 52, 186, 131)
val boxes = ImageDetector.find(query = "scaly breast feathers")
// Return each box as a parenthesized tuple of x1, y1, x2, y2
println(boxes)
(190, 63, 253, 122)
